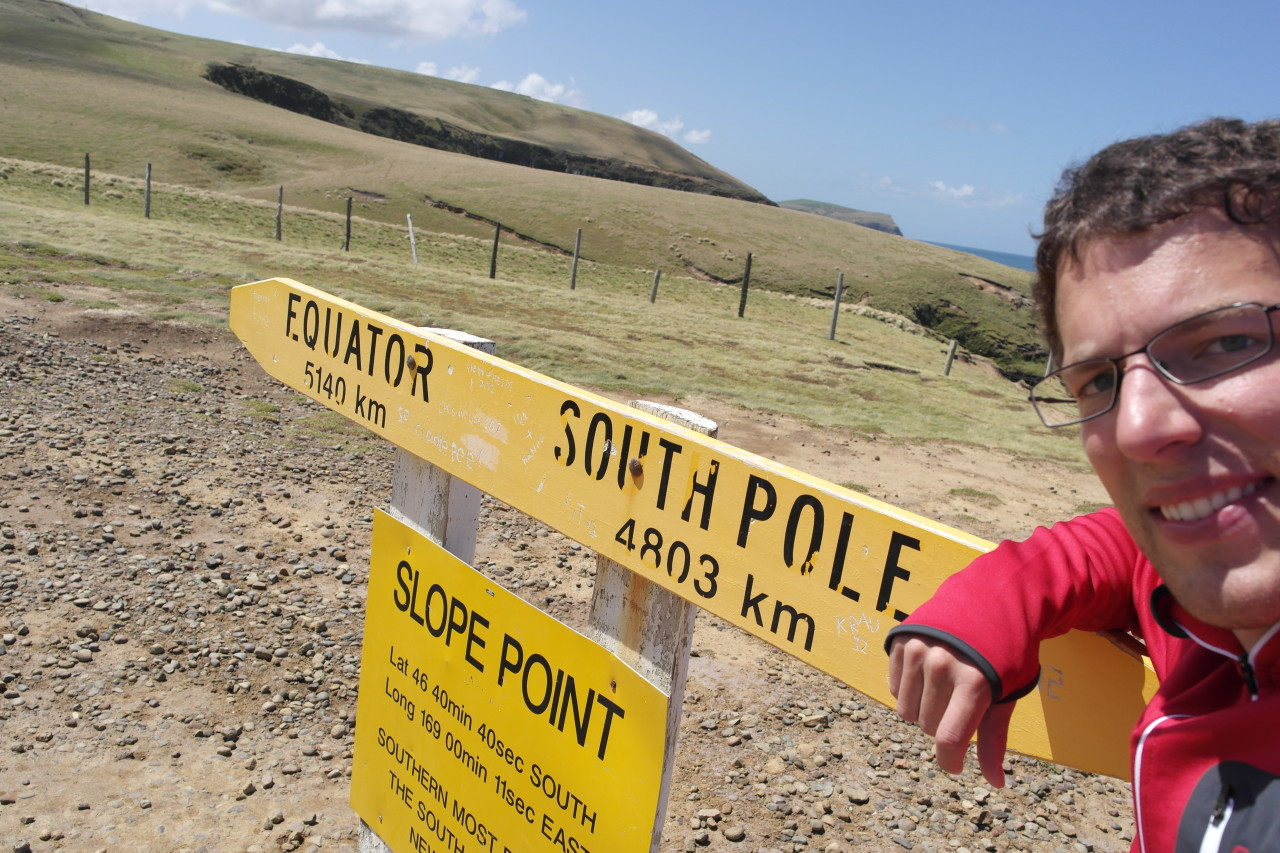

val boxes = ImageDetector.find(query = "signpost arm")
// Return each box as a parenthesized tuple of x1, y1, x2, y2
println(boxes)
(358, 329, 495, 853)
(231, 277, 1154, 784)
(587, 401, 715, 852)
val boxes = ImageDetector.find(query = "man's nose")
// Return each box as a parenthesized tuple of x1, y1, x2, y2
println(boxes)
(1110, 359, 1203, 459)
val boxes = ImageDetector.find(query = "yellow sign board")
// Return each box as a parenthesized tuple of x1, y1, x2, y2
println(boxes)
(352, 510, 667, 853)
(231, 277, 1157, 779)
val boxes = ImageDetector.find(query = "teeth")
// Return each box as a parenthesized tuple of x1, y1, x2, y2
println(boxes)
(1160, 482, 1258, 522)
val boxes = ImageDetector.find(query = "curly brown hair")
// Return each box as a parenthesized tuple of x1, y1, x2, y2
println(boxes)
(1034, 117, 1280, 359)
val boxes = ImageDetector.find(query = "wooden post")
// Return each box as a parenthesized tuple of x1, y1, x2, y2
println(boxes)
(357, 329, 495, 853)
(344, 197, 353, 252)
(83, 153, 90, 206)
(944, 339, 959, 375)
(144, 163, 152, 219)
(489, 224, 500, 279)
(828, 271, 845, 340)
(588, 401, 713, 851)
(275, 185, 283, 241)
(649, 269, 661, 303)
(570, 227, 582, 290)
(737, 252, 753, 318)
(407, 214, 418, 264)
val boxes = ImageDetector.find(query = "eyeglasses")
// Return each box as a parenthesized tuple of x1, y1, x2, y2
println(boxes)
(1029, 302, 1280, 427)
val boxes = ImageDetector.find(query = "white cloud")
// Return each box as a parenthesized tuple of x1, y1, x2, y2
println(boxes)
(491, 73, 582, 106)
(928, 180, 975, 200)
(858, 175, 1021, 208)
(75, 0, 180, 20)
(623, 108, 681, 137)
(446, 65, 481, 84)
(414, 63, 480, 83)
(209, 0, 528, 39)
(286, 41, 354, 60)
(622, 109, 709, 145)
(80, 0, 528, 40)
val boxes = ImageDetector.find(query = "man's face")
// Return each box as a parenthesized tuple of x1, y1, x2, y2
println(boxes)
(1058, 210, 1280, 642)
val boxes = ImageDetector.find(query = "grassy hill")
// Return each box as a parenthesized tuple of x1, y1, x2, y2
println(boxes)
(0, 0, 763, 202)
(0, 0, 1047, 381)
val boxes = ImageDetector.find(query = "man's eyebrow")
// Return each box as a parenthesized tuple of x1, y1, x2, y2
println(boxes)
(1058, 341, 1106, 366)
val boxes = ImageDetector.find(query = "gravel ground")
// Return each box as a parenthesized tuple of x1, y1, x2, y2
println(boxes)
(0, 283, 1137, 852)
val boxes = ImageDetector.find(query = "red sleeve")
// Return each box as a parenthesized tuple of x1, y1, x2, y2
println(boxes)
(887, 508, 1150, 701)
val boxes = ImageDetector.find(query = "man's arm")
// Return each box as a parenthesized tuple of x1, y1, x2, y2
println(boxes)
(884, 508, 1145, 785)
(888, 633, 1014, 786)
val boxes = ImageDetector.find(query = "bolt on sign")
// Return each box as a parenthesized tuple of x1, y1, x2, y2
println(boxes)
(231, 277, 1158, 780)
(351, 510, 666, 853)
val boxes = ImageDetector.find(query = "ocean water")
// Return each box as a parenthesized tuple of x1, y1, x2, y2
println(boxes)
(926, 241, 1036, 273)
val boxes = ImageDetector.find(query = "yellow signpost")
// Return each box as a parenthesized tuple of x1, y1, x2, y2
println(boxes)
(352, 511, 666, 853)
(231, 277, 1158, 780)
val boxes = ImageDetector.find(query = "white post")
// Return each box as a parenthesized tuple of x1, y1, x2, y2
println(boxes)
(357, 329, 495, 853)
(588, 401, 713, 852)
(407, 214, 419, 265)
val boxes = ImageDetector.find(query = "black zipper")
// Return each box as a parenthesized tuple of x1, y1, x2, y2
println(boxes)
(1211, 783, 1235, 827)
(1239, 654, 1260, 698)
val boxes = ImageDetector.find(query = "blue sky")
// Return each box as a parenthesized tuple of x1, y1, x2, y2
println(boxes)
(75, 0, 1280, 255)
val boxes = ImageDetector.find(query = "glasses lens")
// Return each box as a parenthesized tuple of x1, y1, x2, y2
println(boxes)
(1148, 303, 1274, 382)
(1031, 370, 1094, 427)
(1031, 359, 1119, 426)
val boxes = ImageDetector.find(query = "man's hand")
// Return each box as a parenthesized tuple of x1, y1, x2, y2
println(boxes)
(888, 634, 1014, 788)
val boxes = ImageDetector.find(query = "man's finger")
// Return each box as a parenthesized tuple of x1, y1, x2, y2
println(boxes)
(975, 701, 1015, 788)
(927, 674, 990, 775)
(888, 636, 926, 723)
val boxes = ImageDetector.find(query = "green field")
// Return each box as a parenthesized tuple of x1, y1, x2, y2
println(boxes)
(0, 155, 1086, 469)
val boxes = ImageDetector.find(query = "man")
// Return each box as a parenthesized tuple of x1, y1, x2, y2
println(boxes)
(886, 117, 1280, 852)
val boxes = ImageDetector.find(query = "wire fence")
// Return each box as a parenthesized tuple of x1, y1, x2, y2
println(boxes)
(73, 153, 966, 375)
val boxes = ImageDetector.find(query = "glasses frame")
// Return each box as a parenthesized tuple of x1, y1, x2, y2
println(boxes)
(1029, 301, 1280, 428)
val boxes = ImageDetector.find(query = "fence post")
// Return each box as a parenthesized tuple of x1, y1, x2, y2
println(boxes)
(649, 269, 661, 303)
(83, 153, 90, 206)
(357, 330, 495, 853)
(489, 224, 500, 279)
(275, 186, 283, 241)
(407, 214, 418, 264)
(570, 227, 582, 290)
(344, 197, 353, 252)
(144, 164, 152, 219)
(737, 252, 753, 318)
(588, 400, 713, 851)
(828, 271, 845, 340)
(944, 339, 959, 375)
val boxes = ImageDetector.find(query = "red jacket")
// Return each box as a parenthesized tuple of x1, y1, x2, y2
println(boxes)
(888, 508, 1280, 853)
